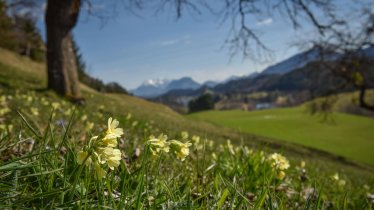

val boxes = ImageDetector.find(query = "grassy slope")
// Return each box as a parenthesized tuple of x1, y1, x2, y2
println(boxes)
(187, 106, 374, 165)
(0, 47, 373, 177)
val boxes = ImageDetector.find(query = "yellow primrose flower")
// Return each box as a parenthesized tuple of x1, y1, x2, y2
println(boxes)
(181, 131, 189, 140)
(100, 147, 122, 170)
(0, 95, 6, 104)
(131, 121, 138, 127)
(104, 117, 124, 140)
(269, 153, 290, 170)
(148, 134, 170, 155)
(169, 140, 192, 161)
(212, 153, 217, 160)
(300, 161, 306, 168)
(102, 138, 118, 147)
(85, 122, 94, 131)
(31, 107, 39, 116)
(51, 102, 60, 109)
(126, 113, 132, 120)
(95, 163, 107, 179)
(77, 151, 92, 166)
(226, 140, 235, 155)
(332, 173, 339, 181)
(81, 115, 87, 121)
(191, 135, 200, 145)
(0, 107, 11, 116)
(208, 140, 214, 148)
(64, 108, 72, 116)
(338, 180, 346, 186)
(277, 171, 286, 180)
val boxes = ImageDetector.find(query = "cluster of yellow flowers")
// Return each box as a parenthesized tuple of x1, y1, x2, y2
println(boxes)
(269, 153, 290, 180)
(77, 118, 123, 179)
(331, 173, 346, 187)
(147, 131, 192, 161)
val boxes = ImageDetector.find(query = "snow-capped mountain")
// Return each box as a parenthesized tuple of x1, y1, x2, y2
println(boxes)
(131, 77, 200, 98)
(143, 78, 170, 88)
(131, 79, 170, 98)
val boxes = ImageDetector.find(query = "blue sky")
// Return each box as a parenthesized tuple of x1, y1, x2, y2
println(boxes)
(69, 2, 316, 89)
(34, 2, 332, 89)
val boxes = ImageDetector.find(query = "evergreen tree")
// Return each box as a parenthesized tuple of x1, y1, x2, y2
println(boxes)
(188, 93, 214, 113)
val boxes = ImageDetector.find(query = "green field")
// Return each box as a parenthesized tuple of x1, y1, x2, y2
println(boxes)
(188, 107, 374, 165)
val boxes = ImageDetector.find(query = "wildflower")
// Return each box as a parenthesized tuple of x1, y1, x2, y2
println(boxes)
(102, 138, 118, 147)
(51, 102, 60, 109)
(300, 161, 306, 168)
(269, 153, 290, 170)
(277, 171, 286, 180)
(95, 163, 107, 179)
(81, 115, 87, 121)
(85, 122, 94, 131)
(104, 117, 124, 140)
(331, 173, 339, 181)
(212, 153, 217, 160)
(99, 147, 122, 170)
(0, 107, 10, 116)
(31, 107, 39, 116)
(148, 134, 170, 155)
(76, 118, 123, 179)
(126, 113, 132, 120)
(77, 151, 92, 166)
(208, 140, 214, 148)
(181, 131, 189, 140)
(7, 124, 13, 132)
(169, 140, 192, 161)
(0, 95, 6, 104)
(338, 180, 346, 187)
(64, 108, 72, 116)
(226, 140, 235, 155)
(191, 135, 200, 146)
(131, 121, 138, 127)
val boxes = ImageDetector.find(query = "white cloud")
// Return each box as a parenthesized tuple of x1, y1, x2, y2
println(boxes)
(160, 39, 179, 46)
(153, 34, 191, 47)
(256, 18, 273, 26)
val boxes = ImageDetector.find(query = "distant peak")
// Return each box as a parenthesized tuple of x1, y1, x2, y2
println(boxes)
(142, 78, 169, 86)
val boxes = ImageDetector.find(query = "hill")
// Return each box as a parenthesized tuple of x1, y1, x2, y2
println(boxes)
(0, 48, 373, 208)
(187, 106, 374, 165)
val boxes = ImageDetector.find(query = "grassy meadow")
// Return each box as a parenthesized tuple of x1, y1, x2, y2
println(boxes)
(0, 48, 374, 208)
(188, 107, 374, 166)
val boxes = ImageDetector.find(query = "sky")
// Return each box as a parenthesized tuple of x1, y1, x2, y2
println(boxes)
(36, 1, 326, 89)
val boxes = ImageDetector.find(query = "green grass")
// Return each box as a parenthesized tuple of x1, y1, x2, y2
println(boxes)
(0, 48, 374, 208)
(187, 107, 374, 165)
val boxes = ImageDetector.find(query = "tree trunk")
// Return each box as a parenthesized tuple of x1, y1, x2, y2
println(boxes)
(45, 0, 82, 99)
(359, 85, 374, 112)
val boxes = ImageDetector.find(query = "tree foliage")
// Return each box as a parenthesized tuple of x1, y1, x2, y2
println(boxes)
(188, 93, 214, 113)
(0, 0, 44, 61)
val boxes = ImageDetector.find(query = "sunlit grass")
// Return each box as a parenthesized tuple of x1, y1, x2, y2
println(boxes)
(187, 107, 374, 165)
(0, 47, 374, 208)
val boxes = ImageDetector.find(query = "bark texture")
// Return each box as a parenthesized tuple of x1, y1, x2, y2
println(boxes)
(45, 0, 81, 99)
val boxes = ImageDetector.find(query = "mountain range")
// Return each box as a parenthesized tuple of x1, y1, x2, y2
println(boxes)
(132, 46, 374, 101)
(131, 75, 244, 98)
